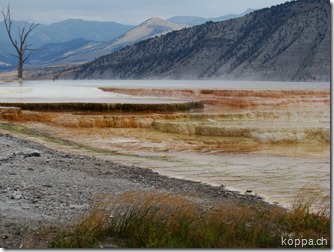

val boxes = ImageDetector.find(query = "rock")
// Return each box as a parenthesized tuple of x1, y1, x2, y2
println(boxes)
(24, 152, 41, 158)
(11, 191, 22, 200)
(31, 199, 38, 204)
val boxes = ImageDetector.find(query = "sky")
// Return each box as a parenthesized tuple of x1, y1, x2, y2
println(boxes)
(0, 0, 319, 25)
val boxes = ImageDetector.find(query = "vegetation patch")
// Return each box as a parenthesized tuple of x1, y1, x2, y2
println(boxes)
(45, 191, 330, 249)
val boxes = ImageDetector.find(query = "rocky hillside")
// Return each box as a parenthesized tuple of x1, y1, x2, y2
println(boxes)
(72, 0, 330, 82)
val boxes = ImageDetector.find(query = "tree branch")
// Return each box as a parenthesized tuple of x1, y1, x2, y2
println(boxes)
(1, 5, 20, 54)
(1, 4, 39, 81)
(9, 54, 19, 59)
(23, 51, 33, 64)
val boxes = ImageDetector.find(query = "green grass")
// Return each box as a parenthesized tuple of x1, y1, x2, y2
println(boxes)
(45, 191, 330, 249)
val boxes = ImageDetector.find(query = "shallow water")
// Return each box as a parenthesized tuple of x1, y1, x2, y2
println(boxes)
(0, 86, 185, 103)
(0, 80, 330, 211)
(148, 151, 329, 208)
(87, 131, 329, 210)
(25, 106, 329, 211)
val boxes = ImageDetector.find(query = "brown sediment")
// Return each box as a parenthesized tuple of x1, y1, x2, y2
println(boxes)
(0, 106, 22, 120)
(0, 88, 329, 197)
(0, 87, 330, 249)
(0, 103, 329, 145)
(100, 88, 330, 108)
(100, 88, 330, 98)
(1, 80, 16, 83)
(0, 101, 204, 112)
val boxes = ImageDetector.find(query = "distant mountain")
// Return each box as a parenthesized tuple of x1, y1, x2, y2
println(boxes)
(26, 17, 188, 67)
(71, 0, 330, 82)
(0, 12, 253, 70)
(0, 41, 16, 70)
(0, 12, 251, 70)
(106, 17, 188, 51)
(27, 39, 103, 66)
(0, 19, 135, 70)
(167, 9, 255, 26)
(0, 19, 134, 48)
(166, 16, 208, 26)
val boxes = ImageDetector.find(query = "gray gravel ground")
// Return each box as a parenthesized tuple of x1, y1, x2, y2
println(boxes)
(0, 133, 267, 248)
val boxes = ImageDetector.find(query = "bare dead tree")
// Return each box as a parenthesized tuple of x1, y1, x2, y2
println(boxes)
(1, 5, 39, 83)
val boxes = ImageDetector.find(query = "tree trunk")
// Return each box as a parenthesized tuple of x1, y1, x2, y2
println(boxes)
(18, 54, 23, 83)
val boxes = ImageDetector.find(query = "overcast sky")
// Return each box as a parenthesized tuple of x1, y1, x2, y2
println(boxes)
(0, 0, 312, 25)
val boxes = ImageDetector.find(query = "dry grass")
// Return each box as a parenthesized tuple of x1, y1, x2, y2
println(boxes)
(42, 190, 330, 249)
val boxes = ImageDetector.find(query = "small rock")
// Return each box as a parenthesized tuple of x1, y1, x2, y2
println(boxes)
(11, 191, 22, 200)
(24, 152, 41, 158)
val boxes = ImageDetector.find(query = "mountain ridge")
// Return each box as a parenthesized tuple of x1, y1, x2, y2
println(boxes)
(167, 9, 255, 25)
(106, 17, 188, 51)
(0, 19, 134, 47)
(0, 19, 134, 69)
(0, 10, 253, 70)
(26, 17, 188, 67)
(71, 0, 330, 82)
(0, 17, 188, 69)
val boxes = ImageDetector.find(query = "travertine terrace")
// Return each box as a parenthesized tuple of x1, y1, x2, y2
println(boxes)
(0, 83, 329, 212)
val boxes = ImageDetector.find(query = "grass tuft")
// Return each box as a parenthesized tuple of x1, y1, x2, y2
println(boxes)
(41, 190, 330, 248)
